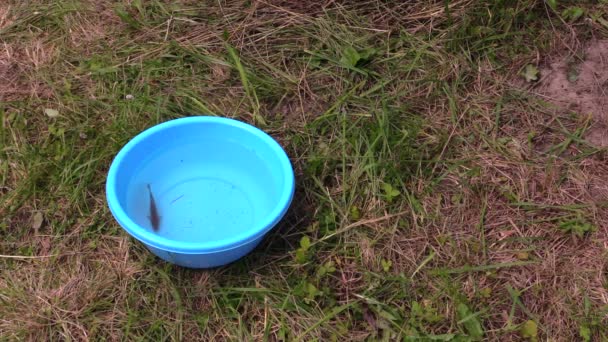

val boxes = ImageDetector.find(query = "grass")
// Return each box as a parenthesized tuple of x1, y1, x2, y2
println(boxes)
(1, 0, 608, 340)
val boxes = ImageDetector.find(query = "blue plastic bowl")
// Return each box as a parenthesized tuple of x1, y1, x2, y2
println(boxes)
(105, 116, 295, 268)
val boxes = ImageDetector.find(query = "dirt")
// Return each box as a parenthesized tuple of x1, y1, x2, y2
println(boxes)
(538, 40, 608, 147)
(0, 46, 20, 101)
(0, 41, 55, 101)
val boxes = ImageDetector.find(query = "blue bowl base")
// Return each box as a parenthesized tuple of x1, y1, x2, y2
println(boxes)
(145, 236, 263, 268)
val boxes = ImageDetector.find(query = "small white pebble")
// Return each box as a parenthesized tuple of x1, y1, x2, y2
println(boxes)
(125, 94, 134, 100)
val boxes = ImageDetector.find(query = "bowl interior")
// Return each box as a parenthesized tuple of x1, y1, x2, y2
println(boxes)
(108, 117, 293, 252)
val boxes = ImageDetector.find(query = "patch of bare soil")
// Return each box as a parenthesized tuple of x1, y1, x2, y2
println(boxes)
(0, 5, 13, 30)
(0, 41, 55, 101)
(539, 40, 608, 147)
(67, 1, 124, 50)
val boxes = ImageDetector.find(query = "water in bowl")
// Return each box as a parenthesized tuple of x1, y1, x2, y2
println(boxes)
(124, 139, 278, 244)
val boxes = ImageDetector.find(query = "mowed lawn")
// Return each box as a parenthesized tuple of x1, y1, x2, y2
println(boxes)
(1, 1, 608, 341)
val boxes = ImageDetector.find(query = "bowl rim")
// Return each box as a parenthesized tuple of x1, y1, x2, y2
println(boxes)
(105, 116, 295, 254)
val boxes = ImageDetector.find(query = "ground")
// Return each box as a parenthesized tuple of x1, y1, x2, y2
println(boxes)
(1, 1, 608, 341)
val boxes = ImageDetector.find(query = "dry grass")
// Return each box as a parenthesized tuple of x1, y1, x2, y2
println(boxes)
(66, 1, 125, 49)
(0, 40, 56, 101)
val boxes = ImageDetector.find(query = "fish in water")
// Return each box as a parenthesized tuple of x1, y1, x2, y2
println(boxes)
(147, 184, 161, 231)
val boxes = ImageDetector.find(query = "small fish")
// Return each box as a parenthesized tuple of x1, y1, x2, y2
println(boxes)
(147, 184, 161, 231)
